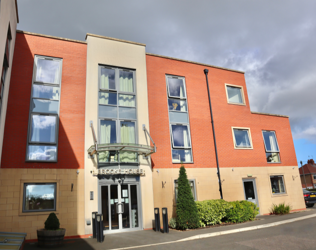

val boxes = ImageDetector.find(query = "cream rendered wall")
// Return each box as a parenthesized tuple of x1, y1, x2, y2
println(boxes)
(84, 35, 154, 233)
(153, 166, 305, 218)
(0, 0, 18, 165)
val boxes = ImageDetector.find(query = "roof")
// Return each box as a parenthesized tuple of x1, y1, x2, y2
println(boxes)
(146, 53, 244, 74)
(299, 164, 316, 175)
(250, 111, 289, 118)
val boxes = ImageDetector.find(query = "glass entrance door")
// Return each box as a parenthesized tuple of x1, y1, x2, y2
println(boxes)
(100, 183, 140, 232)
(242, 179, 259, 207)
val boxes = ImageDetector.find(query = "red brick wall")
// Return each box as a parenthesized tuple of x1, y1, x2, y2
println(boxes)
(1, 33, 87, 169)
(146, 54, 297, 169)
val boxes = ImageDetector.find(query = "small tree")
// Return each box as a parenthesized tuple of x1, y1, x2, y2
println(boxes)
(44, 213, 60, 230)
(176, 165, 199, 229)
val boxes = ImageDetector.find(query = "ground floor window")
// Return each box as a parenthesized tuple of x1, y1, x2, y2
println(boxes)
(270, 176, 285, 194)
(174, 179, 196, 201)
(23, 183, 56, 212)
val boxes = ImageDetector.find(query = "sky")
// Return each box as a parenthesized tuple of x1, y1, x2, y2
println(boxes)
(16, 0, 316, 165)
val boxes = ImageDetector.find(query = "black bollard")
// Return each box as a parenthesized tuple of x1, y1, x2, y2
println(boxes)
(154, 208, 160, 232)
(162, 207, 169, 233)
(96, 214, 101, 242)
(99, 214, 104, 242)
(92, 211, 98, 239)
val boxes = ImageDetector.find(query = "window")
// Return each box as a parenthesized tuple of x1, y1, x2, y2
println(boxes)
(225, 84, 245, 105)
(98, 66, 137, 164)
(26, 56, 62, 161)
(23, 183, 56, 212)
(262, 131, 280, 163)
(232, 128, 252, 149)
(0, 24, 12, 118)
(166, 75, 192, 163)
(313, 175, 316, 180)
(270, 176, 285, 194)
(174, 179, 196, 201)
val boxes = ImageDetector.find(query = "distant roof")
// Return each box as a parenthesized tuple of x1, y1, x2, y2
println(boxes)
(251, 111, 289, 118)
(299, 164, 316, 175)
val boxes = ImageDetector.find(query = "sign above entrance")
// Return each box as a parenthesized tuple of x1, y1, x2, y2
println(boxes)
(93, 169, 145, 176)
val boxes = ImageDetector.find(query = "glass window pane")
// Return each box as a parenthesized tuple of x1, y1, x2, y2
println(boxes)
(99, 92, 117, 105)
(32, 84, 60, 100)
(227, 86, 243, 104)
(99, 105, 117, 118)
(99, 151, 118, 163)
(263, 131, 279, 152)
(130, 185, 139, 228)
(119, 94, 135, 107)
(266, 152, 280, 163)
(100, 68, 115, 90)
(119, 107, 136, 120)
(31, 99, 59, 114)
(119, 70, 134, 92)
(171, 125, 191, 147)
(167, 78, 186, 98)
(30, 115, 56, 143)
(233, 129, 251, 148)
(172, 149, 192, 162)
(24, 184, 56, 211)
(169, 112, 188, 123)
(168, 98, 187, 111)
(36, 59, 61, 84)
(100, 120, 116, 144)
(27, 145, 57, 161)
(270, 176, 285, 194)
(101, 186, 109, 230)
(120, 121, 136, 144)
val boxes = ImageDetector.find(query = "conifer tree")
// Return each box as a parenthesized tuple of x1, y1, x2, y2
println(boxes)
(176, 165, 199, 229)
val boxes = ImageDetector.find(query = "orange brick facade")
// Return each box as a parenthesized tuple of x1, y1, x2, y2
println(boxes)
(1, 32, 87, 169)
(146, 54, 297, 169)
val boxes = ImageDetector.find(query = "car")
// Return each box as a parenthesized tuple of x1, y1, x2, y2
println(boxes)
(303, 189, 316, 207)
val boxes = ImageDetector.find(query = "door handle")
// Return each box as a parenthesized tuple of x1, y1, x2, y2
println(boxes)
(121, 203, 124, 214)
(116, 203, 119, 213)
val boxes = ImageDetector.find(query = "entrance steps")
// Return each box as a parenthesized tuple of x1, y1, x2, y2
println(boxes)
(0, 232, 26, 250)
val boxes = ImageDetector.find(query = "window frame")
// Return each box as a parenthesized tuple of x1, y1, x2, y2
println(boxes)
(232, 127, 253, 149)
(26, 55, 63, 162)
(225, 83, 246, 105)
(22, 182, 57, 213)
(174, 179, 197, 202)
(166, 75, 193, 163)
(270, 175, 286, 195)
(262, 130, 281, 163)
(97, 65, 138, 166)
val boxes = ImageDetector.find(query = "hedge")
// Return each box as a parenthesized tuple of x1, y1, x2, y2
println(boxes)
(224, 200, 259, 223)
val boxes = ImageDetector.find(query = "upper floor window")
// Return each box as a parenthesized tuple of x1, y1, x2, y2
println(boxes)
(232, 127, 252, 149)
(26, 56, 62, 162)
(166, 75, 192, 163)
(225, 84, 245, 105)
(262, 131, 280, 163)
(98, 66, 137, 164)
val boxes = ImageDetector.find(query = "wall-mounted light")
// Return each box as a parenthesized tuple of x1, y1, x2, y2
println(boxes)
(77, 170, 80, 175)
(232, 168, 234, 171)
(292, 175, 298, 180)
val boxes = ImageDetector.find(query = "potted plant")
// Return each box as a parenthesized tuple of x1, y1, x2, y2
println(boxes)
(37, 213, 66, 247)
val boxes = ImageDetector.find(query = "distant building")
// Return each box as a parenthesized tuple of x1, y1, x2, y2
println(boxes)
(299, 159, 316, 189)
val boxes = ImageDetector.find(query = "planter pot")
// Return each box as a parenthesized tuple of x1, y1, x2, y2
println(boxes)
(37, 228, 66, 247)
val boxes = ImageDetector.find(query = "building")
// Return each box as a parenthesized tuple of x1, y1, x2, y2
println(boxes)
(0, 1, 305, 239)
(299, 159, 316, 189)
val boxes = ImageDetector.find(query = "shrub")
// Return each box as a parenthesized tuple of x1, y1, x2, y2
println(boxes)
(176, 166, 199, 230)
(44, 212, 60, 230)
(224, 200, 259, 223)
(169, 218, 177, 229)
(271, 203, 291, 215)
(196, 199, 232, 227)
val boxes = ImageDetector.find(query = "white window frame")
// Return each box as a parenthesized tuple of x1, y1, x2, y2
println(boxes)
(231, 127, 253, 149)
(166, 75, 193, 163)
(262, 130, 281, 163)
(225, 83, 246, 105)
(270, 175, 286, 195)
(26, 55, 62, 162)
(174, 179, 197, 201)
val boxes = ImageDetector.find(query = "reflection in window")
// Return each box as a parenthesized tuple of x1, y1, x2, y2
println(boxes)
(263, 131, 280, 163)
(23, 183, 56, 212)
(28, 145, 57, 161)
(233, 129, 251, 148)
(31, 99, 59, 114)
(119, 70, 133, 92)
(172, 149, 192, 163)
(36, 59, 61, 84)
(32, 84, 59, 100)
(119, 94, 135, 107)
(30, 115, 56, 143)
(270, 176, 285, 194)
(171, 125, 191, 148)
(168, 99, 187, 111)
(100, 68, 115, 90)
(227, 86, 244, 104)
(168, 78, 186, 98)
(99, 92, 117, 105)
(120, 121, 137, 162)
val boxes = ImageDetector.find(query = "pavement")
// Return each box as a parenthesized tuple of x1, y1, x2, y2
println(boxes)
(24, 208, 316, 250)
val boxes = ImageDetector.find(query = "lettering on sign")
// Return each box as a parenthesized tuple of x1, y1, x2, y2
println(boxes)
(93, 169, 145, 176)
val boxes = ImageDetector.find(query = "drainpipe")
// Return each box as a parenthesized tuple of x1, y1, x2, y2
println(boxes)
(301, 161, 307, 189)
(204, 69, 223, 199)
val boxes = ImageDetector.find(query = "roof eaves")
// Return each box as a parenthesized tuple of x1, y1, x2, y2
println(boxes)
(85, 33, 146, 47)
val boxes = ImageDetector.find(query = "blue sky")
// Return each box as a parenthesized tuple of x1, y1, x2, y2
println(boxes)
(294, 139, 316, 166)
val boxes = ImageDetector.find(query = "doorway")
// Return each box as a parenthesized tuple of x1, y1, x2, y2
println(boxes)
(242, 179, 259, 209)
(99, 182, 141, 233)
